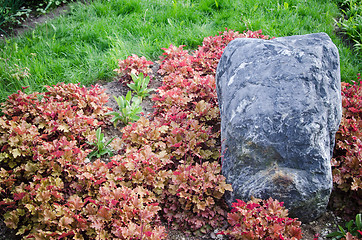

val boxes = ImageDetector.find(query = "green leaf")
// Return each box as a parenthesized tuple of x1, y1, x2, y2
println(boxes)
(96, 128, 102, 141)
(87, 150, 97, 160)
(338, 225, 347, 235)
(356, 214, 362, 230)
(132, 96, 142, 106)
(105, 136, 115, 147)
(326, 231, 343, 238)
(346, 220, 354, 232)
(128, 72, 153, 98)
(125, 91, 132, 101)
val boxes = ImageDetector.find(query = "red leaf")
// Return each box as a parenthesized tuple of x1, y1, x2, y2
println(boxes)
(171, 142, 182, 148)
(86, 118, 94, 125)
(95, 178, 106, 185)
(58, 231, 75, 239)
(348, 107, 360, 113)
(98, 206, 112, 220)
(13, 192, 26, 201)
(84, 197, 96, 204)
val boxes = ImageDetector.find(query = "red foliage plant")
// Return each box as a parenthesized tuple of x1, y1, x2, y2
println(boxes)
(332, 76, 362, 192)
(114, 54, 153, 84)
(220, 197, 302, 240)
(0, 83, 110, 169)
(161, 161, 232, 235)
(330, 75, 362, 218)
(0, 29, 304, 239)
(0, 83, 166, 239)
(118, 28, 292, 236)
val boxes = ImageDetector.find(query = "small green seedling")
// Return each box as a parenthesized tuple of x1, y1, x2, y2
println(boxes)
(87, 127, 115, 160)
(326, 213, 362, 239)
(105, 91, 143, 127)
(128, 72, 154, 99)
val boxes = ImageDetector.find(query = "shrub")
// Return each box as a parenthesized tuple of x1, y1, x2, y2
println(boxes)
(109, 145, 173, 195)
(330, 74, 362, 220)
(332, 76, 362, 193)
(221, 197, 302, 240)
(0, 0, 28, 35)
(161, 161, 232, 236)
(0, 29, 302, 238)
(1, 158, 167, 239)
(67, 160, 167, 240)
(118, 28, 276, 235)
(0, 83, 111, 169)
(0, 83, 167, 239)
(120, 114, 220, 166)
(114, 54, 153, 84)
(0, 0, 75, 35)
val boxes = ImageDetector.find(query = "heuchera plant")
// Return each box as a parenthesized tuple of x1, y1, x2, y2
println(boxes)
(161, 161, 232, 236)
(0, 83, 167, 239)
(330, 75, 362, 219)
(114, 54, 153, 84)
(221, 197, 303, 240)
(118, 28, 291, 236)
(0, 83, 111, 169)
(332, 76, 362, 193)
(0, 29, 304, 239)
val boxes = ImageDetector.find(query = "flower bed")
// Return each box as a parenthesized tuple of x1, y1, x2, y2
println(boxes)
(0, 29, 360, 240)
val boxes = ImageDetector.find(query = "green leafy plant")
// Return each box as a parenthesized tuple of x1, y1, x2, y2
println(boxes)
(128, 72, 154, 99)
(335, 0, 362, 53)
(326, 213, 362, 239)
(87, 127, 115, 160)
(0, 0, 73, 36)
(36, 0, 71, 14)
(0, 0, 28, 35)
(106, 91, 143, 126)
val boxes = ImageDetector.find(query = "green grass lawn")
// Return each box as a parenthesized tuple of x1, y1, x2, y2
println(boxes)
(0, 0, 361, 102)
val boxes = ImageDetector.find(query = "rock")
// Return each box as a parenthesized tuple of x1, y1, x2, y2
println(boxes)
(216, 32, 342, 223)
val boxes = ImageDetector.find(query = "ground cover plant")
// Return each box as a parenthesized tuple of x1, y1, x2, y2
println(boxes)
(330, 74, 362, 222)
(0, 26, 361, 240)
(0, 0, 362, 239)
(0, 29, 311, 240)
(221, 198, 302, 239)
(0, 0, 361, 103)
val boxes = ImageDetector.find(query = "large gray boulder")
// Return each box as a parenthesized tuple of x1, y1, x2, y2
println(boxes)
(216, 32, 341, 223)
